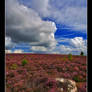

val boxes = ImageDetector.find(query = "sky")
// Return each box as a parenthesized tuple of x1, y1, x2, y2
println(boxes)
(5, 0, 87, 55)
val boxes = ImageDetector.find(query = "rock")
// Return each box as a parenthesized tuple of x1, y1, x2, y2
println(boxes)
(55, 78, 77, 92)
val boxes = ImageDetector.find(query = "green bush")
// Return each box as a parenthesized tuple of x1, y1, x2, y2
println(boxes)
(10, 64, 18, 70)
(68, 53, 72, 61)
(57, 67, 63, 72)
(24, 55, 27, 58)
(10, 56, 13, 58)
(63, 57, 67, 61)
(21, 59, 28, 66)
(73, 76, 84, 82)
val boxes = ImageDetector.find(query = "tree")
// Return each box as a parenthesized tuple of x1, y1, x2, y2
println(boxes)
(80, 51, 84, 56)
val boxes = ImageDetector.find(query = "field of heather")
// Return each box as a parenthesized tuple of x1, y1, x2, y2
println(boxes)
(6, 54, 87, 92)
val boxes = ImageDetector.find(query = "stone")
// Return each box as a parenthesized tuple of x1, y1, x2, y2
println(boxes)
(55, 78, 77, 92)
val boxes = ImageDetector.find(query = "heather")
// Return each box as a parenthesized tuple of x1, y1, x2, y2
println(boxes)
(6, 54, 87, 92)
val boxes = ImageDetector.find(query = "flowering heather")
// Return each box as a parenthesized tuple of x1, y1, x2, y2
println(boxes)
(6, 54, 87, 92)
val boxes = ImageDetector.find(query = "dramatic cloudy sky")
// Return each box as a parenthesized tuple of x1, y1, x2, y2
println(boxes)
(5, 0, 87, 55)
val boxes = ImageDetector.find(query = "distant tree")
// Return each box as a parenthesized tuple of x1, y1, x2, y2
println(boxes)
(80, 51, 84, 56)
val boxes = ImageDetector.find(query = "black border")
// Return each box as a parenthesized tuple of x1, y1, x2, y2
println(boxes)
(0, 0, 5, 91)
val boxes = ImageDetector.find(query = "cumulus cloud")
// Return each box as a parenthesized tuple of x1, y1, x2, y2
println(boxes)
(70, 37, 87, 54)
(70, 37, 87, 48)
(59, 37, 87, 55)
(6, 0, 57, 50)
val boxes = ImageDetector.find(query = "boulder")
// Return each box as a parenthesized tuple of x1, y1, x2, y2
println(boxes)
(55, 78, 77, 92)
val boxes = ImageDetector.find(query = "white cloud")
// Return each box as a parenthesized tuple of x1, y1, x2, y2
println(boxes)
(21, 0, 87, 31)
(50, 0, 87, 31)
(70, 37, 86, 48)
(5, 49, 23, 53)
(59, 45, 86, 55)
(49, 7, 87, 31)
(6, 0, 57, 50)
(31, 46, 48, 51)
(53, 36, 87, 55)
(5, 36, 15, 49)
(5, 50, 12, 53)
(13, 49, 23, 53)
(22, 0, 50, 17)
(5, 37, 12, 47)
(59, 37, 87, 55)
(60, 45, 72, 54)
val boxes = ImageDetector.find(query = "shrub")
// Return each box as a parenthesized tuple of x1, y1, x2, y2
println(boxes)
(57, 67, 63, 72)
(10, 64, 18, 70)
(9, 72, 15, 77)
(63, 57, 67, 61)
(10, 56, 13, 58)
(73, 76, 80, 82)
(68, 53, 72, 61)
(21, 59, 28, 66)
(80, 51, 84, 56)
(23, 55, 26, 58)
(73, 76, 85, 82)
